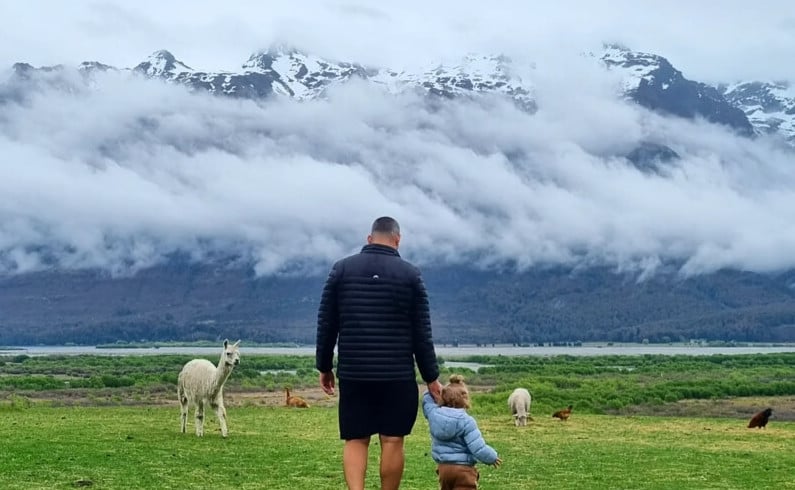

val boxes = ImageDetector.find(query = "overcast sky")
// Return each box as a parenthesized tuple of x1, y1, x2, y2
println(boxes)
(2, 1, 794, 82)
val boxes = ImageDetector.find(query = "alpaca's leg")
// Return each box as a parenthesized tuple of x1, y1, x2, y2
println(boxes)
(178, 388, 188, 433)
(195, 401, 205, 437)
(180, 401, 188, 433)
(212, 399, 228, 437)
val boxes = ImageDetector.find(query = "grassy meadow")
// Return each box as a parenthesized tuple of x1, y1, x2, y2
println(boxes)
(1, 352, 794, 489)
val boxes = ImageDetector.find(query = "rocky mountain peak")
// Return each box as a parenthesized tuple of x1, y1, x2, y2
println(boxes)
(134, 50, 193, 78)
(600, 44, 754, 136)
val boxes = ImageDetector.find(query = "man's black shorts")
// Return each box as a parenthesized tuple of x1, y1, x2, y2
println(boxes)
(338, 379, 419, 440)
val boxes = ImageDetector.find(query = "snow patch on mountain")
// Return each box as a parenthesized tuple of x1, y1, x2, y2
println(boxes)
(722, 81, 795, 141)
(241, 46, 368, 100)
(600, 44, 664, 93)
(371, 54, 534, 110)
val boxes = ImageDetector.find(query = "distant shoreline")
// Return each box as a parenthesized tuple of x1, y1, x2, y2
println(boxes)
(21, 340, 795, 350)
(94, 341, 303, 349)
(4, 342, 795, 357)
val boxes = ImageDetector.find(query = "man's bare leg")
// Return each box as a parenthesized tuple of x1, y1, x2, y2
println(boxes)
(343, 437, 370, 490)
(379, 435, 405, 490)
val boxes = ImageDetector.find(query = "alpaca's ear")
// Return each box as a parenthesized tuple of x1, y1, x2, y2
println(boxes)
(233, 340, 241, 348)
(224, 339, 229, 348)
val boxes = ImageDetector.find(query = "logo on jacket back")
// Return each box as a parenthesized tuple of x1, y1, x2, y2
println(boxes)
(372, 274, 379, 279)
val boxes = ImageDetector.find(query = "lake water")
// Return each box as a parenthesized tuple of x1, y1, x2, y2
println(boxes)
(260, 369, 298, 376)
(3, 344, 795, 357)
(444, 361, 495, 372)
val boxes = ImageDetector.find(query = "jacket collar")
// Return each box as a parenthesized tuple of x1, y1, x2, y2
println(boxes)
(361, 243, 400, 257)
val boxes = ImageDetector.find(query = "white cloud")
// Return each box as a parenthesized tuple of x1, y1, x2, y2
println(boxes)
(2, 66, 795, 276)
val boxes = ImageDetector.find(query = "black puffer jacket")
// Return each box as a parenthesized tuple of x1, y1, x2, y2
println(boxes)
(316, 244, 439, 382)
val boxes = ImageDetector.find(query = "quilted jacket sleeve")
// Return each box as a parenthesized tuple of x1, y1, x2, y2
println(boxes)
(462, 414, 499, 465)
(422, 391, 438, 420)
(315, 263, 340, 373)
(411, 271, 439, 383)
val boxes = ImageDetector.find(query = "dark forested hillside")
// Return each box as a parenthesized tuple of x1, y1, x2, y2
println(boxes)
(1, 262, 795, 345)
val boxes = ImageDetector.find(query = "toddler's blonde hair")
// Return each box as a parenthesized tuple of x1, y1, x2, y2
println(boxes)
(441, 374, 471, 409)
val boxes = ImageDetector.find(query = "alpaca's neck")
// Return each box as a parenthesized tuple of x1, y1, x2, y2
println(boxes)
(213, 361, 233, 393)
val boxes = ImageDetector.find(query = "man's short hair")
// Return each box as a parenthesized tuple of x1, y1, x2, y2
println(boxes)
(371, 216, 400, 236)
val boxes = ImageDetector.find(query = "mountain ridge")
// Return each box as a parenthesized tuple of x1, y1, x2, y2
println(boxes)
(8, 44, 794, 143)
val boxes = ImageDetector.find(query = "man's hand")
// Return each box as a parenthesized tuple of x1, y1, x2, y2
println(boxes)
(319, 371, 336, 396)
(492, 457, 503, 468)
(426, 379, 442, 403)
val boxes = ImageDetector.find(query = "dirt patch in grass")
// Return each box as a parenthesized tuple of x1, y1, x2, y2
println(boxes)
(2, 382, 467, 408)
(1, 386, 339, 408)
(614, 396, 795, 422)
(226, 387, 337, 408)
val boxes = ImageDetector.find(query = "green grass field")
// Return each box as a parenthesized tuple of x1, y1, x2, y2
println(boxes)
(1, 403, 793, 490)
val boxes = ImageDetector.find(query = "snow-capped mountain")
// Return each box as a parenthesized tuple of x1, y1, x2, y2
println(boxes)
(600, 44, 754, 136)
(13, 47, 537, 110)
(84, 47, 534, 107)
(721, 81, 795, 142)
(6, 44, 795, 144)
(371, 54, 535, 111)
(134, 49, 193, 78)
(78, 61, 115, 73)
(240, 45, 370, 100)
(130, 49, 276, 98)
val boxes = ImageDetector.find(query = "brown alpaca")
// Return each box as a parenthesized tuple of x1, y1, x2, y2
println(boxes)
(285, 387, 309, 408)
(552, 405, 573, 421)
(748, 408, 772, 429)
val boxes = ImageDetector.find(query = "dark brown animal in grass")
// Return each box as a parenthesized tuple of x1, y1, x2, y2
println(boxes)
(552, 405, 573, 421)
(748, 408, 772, 429)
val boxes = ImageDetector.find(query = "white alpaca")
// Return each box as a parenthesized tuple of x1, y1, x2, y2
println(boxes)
(178, 339, 240, 437)
(508, 388, 532, 426)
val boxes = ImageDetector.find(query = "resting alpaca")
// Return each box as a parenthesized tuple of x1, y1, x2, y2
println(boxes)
(285, 387, 310, 408)
(178, 339, 240, 437)
(508, 388, 532, 426)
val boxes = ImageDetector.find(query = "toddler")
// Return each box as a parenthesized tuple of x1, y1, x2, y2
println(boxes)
(422, 374, 502, 489)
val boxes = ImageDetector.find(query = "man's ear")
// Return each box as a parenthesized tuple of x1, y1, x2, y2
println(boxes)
(367, 234, 374, 244)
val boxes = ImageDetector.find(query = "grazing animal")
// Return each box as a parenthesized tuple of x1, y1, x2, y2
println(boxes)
(748, 408, 773, 429)
(552, 405, 573, 421)
(285, 387, 310, 408)
(177, 339, 240, 437)
(507, 388, 532, 426)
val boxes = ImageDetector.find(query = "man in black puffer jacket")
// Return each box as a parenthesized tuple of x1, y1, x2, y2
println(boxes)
(316, 216, 442, 490)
